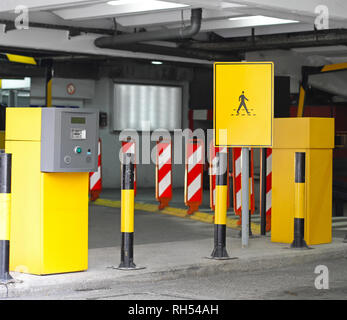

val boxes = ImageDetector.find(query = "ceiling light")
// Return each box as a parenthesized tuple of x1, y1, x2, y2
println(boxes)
(228, 15, 298, 26)
(151, 61, 163, 65)
(107, 0, 188, 10)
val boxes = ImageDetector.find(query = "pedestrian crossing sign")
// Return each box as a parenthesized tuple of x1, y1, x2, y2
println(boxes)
(214, 62, 274, 147)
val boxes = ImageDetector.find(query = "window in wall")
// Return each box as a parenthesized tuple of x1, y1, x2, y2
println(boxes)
(113, 83, 182, 131)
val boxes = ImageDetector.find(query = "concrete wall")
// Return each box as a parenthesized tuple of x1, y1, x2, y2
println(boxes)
(30, 77, 96, 108)
(84, 78, 190, 189)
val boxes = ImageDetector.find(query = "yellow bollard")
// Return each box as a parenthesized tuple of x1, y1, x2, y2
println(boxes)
(291, 152, 309, 249)
(117, 153, 144, 270)
(210, 151, 231, 259)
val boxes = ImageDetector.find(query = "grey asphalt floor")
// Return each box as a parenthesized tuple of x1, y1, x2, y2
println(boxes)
(1, 193, 346, 300)
(10, 256, 347, 300)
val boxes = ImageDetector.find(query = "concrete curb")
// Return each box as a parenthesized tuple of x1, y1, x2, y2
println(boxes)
(1, 240, 346, 299)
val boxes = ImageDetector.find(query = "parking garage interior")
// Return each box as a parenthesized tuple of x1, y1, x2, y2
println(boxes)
(0, 0, 347, 301)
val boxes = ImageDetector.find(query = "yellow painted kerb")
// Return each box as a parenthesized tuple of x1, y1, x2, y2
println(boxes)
(94, 198, 261, 234)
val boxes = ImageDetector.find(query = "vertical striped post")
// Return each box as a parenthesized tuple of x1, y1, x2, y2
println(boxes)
(265, 149, 272, 232)
(185, 138, 203, 215)
(210, 152, 230, 259)
(291, 152, 309, 249)
(232, 148, 242, 221)
(248, 149, 253, 236)
(260, 148, 273, 235)
(241, 147, 249, 248)
(155, 138, 172, 210)
(0, 154, 14, 284)
(118, 153, 137, 269)
(89, 138, 102, 201)
(260, 148, 267, 235)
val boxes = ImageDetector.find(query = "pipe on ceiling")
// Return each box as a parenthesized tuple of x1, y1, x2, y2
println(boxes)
(94, 8, 202, 49)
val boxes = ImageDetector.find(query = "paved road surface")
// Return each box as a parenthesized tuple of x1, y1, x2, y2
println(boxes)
(12, 256, 347, 300)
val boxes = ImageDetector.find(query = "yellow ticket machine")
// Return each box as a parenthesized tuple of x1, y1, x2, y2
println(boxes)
(271, 117, 334, 245)
(5, 107, 98, 275)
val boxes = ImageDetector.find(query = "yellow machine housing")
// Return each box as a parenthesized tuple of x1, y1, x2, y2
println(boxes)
(5, 108, 89, 275)
(271, 118, 334, 245)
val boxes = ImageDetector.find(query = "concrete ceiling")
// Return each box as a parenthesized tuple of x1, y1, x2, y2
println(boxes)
(0, 0, 346, 64)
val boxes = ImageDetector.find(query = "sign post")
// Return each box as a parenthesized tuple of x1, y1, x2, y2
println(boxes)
(214, 62, 274, 248)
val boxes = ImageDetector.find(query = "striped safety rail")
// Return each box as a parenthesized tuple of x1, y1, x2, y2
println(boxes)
(265, 148, 272, 232)
(209, 140, 230, 211)
(232, 148, 255, 225)
(155, 139, 172, 210)
(185, 138, 204, 215)
(121, 140, 137, 197)
(89, 138, 102, 201)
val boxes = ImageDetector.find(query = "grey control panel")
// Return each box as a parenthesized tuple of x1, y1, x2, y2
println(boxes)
(41, 108, 99, 172)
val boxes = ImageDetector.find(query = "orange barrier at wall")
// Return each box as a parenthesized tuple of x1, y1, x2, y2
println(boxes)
(185, 138, 204, 215)
(232, 148, 255, 225)
(89, 138, 102, 201)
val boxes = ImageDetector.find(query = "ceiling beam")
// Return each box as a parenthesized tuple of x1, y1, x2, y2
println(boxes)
(108, 42, 242, 61)
(0, 26, 212, 64)
(180, 29, 347, 52)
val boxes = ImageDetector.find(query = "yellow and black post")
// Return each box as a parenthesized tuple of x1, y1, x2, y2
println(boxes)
(291, 152, 309, 249)
(0, 154, 14, 284)
(210, 151, 230, 259)
(117, 153, 142, 270)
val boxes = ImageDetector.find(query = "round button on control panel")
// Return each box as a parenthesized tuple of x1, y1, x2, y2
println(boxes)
(74, 146, 82, 154)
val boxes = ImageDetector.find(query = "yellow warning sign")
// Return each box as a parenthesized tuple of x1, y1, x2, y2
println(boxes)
(214, 62, 274, 147)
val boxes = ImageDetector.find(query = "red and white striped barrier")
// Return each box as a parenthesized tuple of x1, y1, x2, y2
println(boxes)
(249, 149, 255, 214)
(155, 139, 172, 210)
(209, 140, 230, 211)
(265, 148, 272, 231)
(232, 148, 255, 225)
(185, 138, 204, 214)
(121, 140, 137, 197)
(232, 148, 242, 217)
(90, 138, 102, 201)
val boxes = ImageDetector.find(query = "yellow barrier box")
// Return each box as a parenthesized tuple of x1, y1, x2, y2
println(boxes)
(271, 117, 334, 245)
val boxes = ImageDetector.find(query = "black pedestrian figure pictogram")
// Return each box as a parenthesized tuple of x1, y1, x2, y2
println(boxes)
(237, 91, 250, 115)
